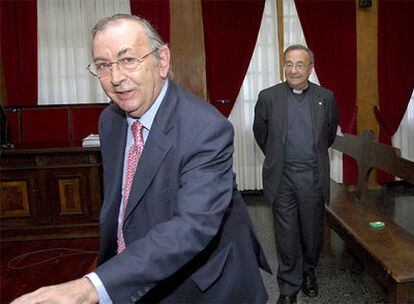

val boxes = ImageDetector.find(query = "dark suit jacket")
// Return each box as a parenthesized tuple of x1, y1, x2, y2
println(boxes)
(95, 81, 270, 303)
(253, 81, 339, 205)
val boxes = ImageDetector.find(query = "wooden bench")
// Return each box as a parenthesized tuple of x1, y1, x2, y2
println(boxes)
(325, 130, 414, 304)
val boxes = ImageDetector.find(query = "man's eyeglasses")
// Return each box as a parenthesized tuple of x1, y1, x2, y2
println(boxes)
(284, 62, 311, 71)
(87, 48, 159, 78)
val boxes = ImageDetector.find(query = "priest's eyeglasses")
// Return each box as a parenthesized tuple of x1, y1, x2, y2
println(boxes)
(284, 61, 311, 71)
(87, 48, 159, 78)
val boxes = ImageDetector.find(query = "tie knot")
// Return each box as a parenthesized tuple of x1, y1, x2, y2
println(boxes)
(131, 121, 143, 144)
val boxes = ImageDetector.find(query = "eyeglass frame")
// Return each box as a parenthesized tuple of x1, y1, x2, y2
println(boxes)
(87, 48, 159, 78)
(283, 61, 313, 71)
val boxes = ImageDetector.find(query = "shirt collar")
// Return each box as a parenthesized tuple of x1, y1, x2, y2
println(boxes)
(126, 79, 169, 131)
(288, 82, 310, 95)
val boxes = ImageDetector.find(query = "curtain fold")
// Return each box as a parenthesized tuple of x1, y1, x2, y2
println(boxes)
(201, 0, 265, 117)
(294, 0, 357, 184)
(1, 0, 37, 106)
(129, 0, 170, 44)
(393, 92, 414, 163)
(283, 0, 343, 183)
(229, 0, 279, 190)
(376, 0, 414, 183)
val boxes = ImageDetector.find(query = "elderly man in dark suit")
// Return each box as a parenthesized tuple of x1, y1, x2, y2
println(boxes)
(253, 45, 339, 304)
(12, 14, 270, 304)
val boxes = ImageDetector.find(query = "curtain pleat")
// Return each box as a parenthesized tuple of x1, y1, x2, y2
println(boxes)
(201, 0, 265, 117)
(1, 0, 37, 106)
(294, 0, 357, 184)
(376, 0, 414, 183)
(229, 0, 279, 190)
(129, 0, 170, 44)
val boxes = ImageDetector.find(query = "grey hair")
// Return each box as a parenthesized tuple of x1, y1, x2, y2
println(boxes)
(283, 44, 314, 64)
(91, 14, 166, 62)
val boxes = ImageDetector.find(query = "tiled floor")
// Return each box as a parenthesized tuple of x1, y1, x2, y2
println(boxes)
(243, 192, 387, 304)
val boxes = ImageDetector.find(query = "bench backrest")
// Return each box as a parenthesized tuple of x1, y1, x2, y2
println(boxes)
(332, 130, 414, 200)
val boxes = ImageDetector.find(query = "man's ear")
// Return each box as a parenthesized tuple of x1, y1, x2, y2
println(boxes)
(158, 46, 171, 78)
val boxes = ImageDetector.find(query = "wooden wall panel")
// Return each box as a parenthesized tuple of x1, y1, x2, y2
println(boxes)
(356, 0, 379, 187)
(58, 177, 82, 215)
(0, 147, 102, 240)
(170, 0, 207, 101)
(0, 180, 29, 217)
(356, 0, 379, 136)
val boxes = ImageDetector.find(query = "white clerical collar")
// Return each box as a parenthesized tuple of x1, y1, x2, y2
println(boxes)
(290, 84, 310, 95)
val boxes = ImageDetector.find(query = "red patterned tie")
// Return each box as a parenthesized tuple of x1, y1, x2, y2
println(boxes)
(117, 121, 144, 253)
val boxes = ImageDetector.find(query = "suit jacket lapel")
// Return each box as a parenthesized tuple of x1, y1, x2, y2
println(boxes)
(124, 125, 172, 220)
(100, 106, 128, 236)
(112, 120, 128, 204)
(123, 81, 176, 221)
(309, 84, 324, 144)
(279, 83, 289, 144)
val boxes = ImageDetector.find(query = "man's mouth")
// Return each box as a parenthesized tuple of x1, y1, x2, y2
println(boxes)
(116, 90, 134, 99)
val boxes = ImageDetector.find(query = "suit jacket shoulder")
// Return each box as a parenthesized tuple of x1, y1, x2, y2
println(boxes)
(169, 82, 229, 124)
(308, 81, 334, 98)
(259, 82, 287, 99)
(153, 81, 234, 146)
(260, 81, 333, 99)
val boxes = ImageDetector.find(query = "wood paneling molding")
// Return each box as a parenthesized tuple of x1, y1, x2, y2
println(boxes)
(0, 147, 102, 240)
(276, 0, 284, 81)
(0, 181, 30, 217)
(356, 0, 379, 137)
(59, 177, 82, 215)
(356, 0, 379, 188)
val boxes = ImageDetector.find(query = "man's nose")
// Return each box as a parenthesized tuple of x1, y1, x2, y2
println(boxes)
(291, 65, 299, 73)
(110, 64, 127, 85)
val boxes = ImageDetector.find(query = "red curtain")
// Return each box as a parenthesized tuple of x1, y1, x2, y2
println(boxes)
(376, 0, 414, 183)
(1, 0, 37, 106)
(201, 0, 265, 117)
(294, 0, 358, 184)
(130, 0, 170, 44)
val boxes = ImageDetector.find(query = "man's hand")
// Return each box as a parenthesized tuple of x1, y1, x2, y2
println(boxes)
(10, 277, 99, 304)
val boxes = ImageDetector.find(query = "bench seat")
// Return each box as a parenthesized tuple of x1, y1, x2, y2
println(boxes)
(326, 131, 414, 304)
(326, 188, 414, 303)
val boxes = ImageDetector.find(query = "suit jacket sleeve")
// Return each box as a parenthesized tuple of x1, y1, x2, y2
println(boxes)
(328, 92, 339, 147)
(253, 91, 268, 154)
(94, 115, 235, 303)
